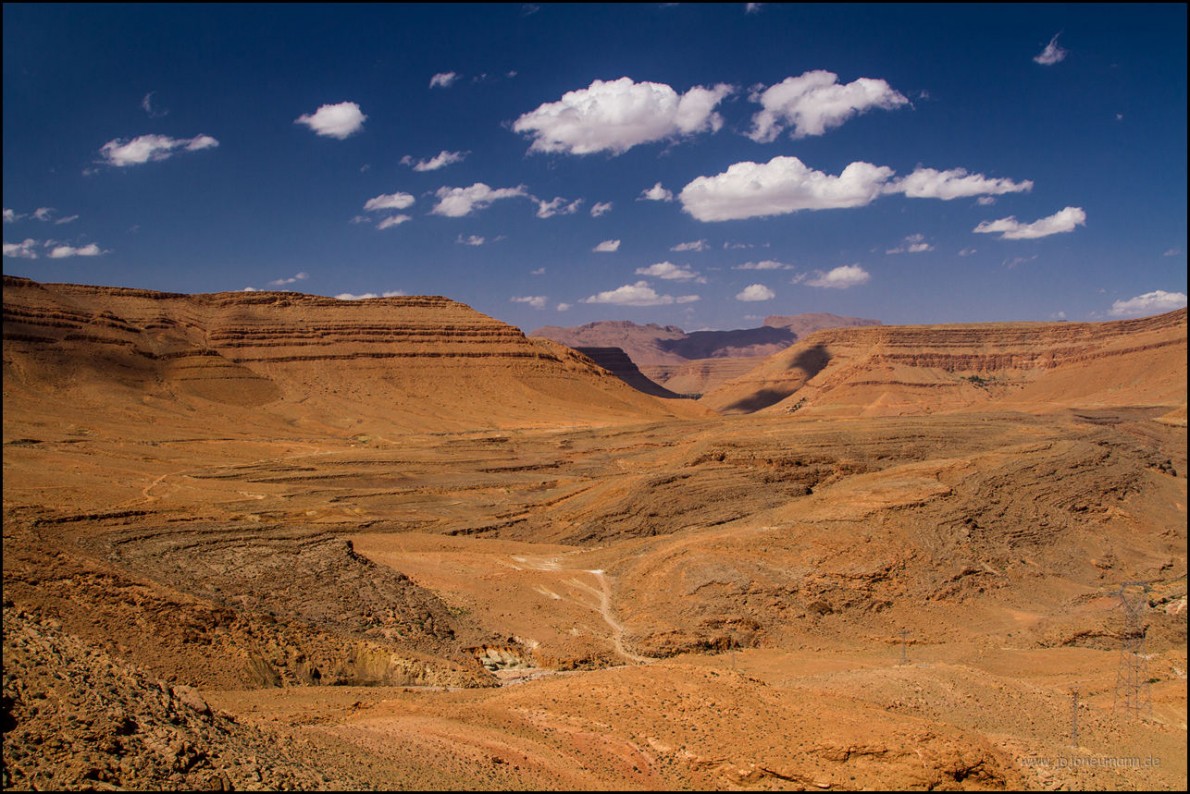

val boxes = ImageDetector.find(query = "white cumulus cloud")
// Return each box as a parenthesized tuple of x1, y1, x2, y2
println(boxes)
(973, 206, 1086, 240)
(593, 239, 621, 253)
(748, 70, 908, 142)
(736, 284, 775, 301)
(3, 209, 18, 223)
(1109, 290, 1187, 317)
(48, 243, 104, 258)
(635, 261, 706, 283)
(680, 156, 894, 221)
(802, 264, 870, 289)
(889, 167, 1033, 200)
(1034, 33, 1068, 66)
(98, 133, 219, 166)
(3, 239, 39, 259)
(429, 72, 460, 89)
(681, 157, 1034, 222)
(582, 280, 698, 307)
(335, 291, 405, 300)
(295, 102, 366, 139)
(640, 182, 674, 202)
(432, 183, 529, 217)
(401, 150, 467, 171)
(671, 240, 709, 252)
(513, 77, 732, 155)
(511, 295, 548, 309)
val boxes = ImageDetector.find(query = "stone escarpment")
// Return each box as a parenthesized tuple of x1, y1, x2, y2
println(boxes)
(699, 310, 1188, 418)
(2, 276, 697, 433)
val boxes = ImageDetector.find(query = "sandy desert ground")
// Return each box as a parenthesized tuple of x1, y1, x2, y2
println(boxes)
(2, 276, 1186, 790)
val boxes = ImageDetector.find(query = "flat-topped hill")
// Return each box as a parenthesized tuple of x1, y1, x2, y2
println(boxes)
(699, 309, 1188, 419)
(2, 276, 704, 438)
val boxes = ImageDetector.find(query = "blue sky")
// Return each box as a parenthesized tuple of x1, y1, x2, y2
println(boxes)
(3, 3, 1186, 332)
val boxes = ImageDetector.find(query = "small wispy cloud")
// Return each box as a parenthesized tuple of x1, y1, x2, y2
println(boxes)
(141, 91, 169, 118)
(401, 150, 467, 171)
(363, 192, 416, 212)
(590, 201, 614, 217)
(361, 192, 416, 231)
(535, 197, 583, 218)
(886, 233, 934, 254)
(635, 261, 706, 283)
(1002, 255, 1039, 269)
(2, 209, 19, 223)
(593, 239, 621, 253)
(295, 101, 366, 139)
(269, 271, 309, 287)
(429, 71, 460, 89)
(734, 259, 793, 270)
(457, 234, 486, 246)
(671, 240, 709, 252)
(98, 133, 219, 167)
(376, 215, 412, 230)
(1034, 33, 1068, 66)
(974, 207, 1086, 240)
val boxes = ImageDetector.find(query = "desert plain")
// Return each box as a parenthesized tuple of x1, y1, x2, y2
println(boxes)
(2, 274, 1186, 790)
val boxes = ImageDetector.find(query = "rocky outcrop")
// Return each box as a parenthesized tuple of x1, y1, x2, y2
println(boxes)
(1, 606, 369, 791)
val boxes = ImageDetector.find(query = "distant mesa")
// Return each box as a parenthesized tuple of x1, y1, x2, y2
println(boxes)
(531, 313, 880, 396)
(699, 311, 1188, 419)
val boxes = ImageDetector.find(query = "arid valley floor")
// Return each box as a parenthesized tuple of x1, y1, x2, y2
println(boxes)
(2, 275, 1187, 790)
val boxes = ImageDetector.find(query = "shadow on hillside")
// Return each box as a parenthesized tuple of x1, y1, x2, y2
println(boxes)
(723, 388, 797, 414)
(789, 343, 830, 377)
(721, 344, 831, 414)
